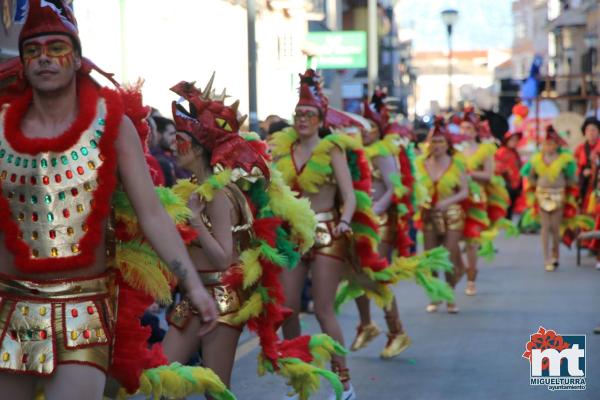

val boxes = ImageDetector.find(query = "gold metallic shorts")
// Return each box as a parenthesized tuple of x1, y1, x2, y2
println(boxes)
(0, 273, 115, 376)
(422, 204, 465, 235)
(303, 211, 348, 262)
(168, 268, 247, 331)
(378, 208, 398, 245)
(536, 187, 565, 213)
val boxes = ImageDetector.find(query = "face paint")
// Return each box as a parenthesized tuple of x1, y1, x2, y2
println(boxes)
(293, 109, 320, 122)
(175, 132, 193, 156)
(22, 39, 74, 68)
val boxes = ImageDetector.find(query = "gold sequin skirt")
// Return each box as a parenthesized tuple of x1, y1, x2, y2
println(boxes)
(168, 267, 248, 331)
(302, 211, 349, 262)
(422, 204, 465, 235)
(0, 273, 115, 376)
(535, 187, 565, 213)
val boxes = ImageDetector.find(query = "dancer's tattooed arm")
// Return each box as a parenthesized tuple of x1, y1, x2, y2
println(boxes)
(169, 259, 188, 281)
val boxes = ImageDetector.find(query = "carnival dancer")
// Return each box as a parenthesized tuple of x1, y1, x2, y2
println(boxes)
(416, 119, 469, 313)
(495, 130, 523, 220)
(270, 70, 358, 399)
(458, 109, 514, 295)
(458, 109, 492, 296)
(161, 78, 345, 399)
(0, 2, 232, 400)
(580, 139, 600, 270)
(348, 92, 410, 358)
(575, 117, 600, 210)
(349, 91, 455, 357)
(521, 125, 591, 271)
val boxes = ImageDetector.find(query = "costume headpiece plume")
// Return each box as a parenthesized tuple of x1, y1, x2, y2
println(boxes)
(171, 75, 269, 180)
(462, 105, 480, 128)
(296, 69, 327, 116)
(362, 89, 390, 135)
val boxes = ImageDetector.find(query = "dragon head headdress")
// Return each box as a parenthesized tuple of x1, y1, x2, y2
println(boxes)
(171, 75, 270, 180)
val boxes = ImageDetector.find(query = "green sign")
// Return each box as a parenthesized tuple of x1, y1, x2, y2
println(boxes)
(305, 31, 367, 69)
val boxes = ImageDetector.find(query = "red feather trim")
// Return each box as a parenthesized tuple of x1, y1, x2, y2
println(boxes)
(276, 336, 313, 362)
(119, 85, 150, 149)
(487, 206, 506, 225)
(109, 274, 168, 394)
(221, 265, 244, 288)
(145, 154, 165, 186)
(4, 76, 99, 154)
(395, 225, 413, 257)
(177, 225, 198, 244)
(351, 212, 379, 231)
(0, 76, 123, 273)
(253, 217, 283, 247)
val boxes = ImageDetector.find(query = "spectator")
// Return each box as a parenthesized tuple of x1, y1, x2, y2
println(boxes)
(267, 119, 290, 136)
(259, 114, 283, 138)
(495, 130, 523, 220)
(150, 116, 190, 186)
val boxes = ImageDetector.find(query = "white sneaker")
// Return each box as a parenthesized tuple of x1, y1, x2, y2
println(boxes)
(595, 262, 600, 270)
(328, 384, 357, 400)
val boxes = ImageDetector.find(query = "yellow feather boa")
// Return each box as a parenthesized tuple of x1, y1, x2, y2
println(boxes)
(365, 133, 401, 160)
(529, 152, 576, 183)
(172, 166, 316, 325)
(464, 142, 496, 172)
(270, 127, 361, 193)
(416, 153, 466, 201)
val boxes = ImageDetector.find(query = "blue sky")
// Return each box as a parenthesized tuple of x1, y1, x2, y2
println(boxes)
(395, 0, 514, 51)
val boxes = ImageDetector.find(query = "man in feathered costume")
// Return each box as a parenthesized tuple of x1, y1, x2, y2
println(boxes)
(0, 2, 235, 399)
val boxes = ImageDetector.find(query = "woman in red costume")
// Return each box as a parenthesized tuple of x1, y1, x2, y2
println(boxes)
(458, 108, 492, 296)
(416, 119, 469, 313)
(271, 70, 357, 399)
(350, 91, 411, 358)
(584, 140, 600, 270)
(495, 130, 523, 220)
(575, 117, 600, 209)
(0, 2, 220, 400)
(161, 79, 267, 387)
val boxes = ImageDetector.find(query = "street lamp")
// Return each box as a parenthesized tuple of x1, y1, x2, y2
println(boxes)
(441, 9, 459, 110)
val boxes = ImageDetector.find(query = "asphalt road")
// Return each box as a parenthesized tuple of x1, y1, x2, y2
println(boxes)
(225, 233, 600, 400)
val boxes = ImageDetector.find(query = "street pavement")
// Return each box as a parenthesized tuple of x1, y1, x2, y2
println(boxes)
(223, 233, 600, 400)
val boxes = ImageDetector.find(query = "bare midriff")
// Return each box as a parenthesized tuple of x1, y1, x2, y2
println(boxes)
(536, 174, 566, 190)
(187, 194, 243, 272)
(301, 182, 339, 214)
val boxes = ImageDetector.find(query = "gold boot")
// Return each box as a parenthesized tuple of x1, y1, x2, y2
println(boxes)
(544, 263, 556, 272)
(380, 332, 412, 359)
(350, 323, 381, 351)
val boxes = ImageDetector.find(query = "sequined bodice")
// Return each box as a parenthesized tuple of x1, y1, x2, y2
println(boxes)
(0, 99, 107, 261)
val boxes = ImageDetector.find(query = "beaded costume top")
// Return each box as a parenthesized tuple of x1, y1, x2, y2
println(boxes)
(0, 78, 122, 273)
